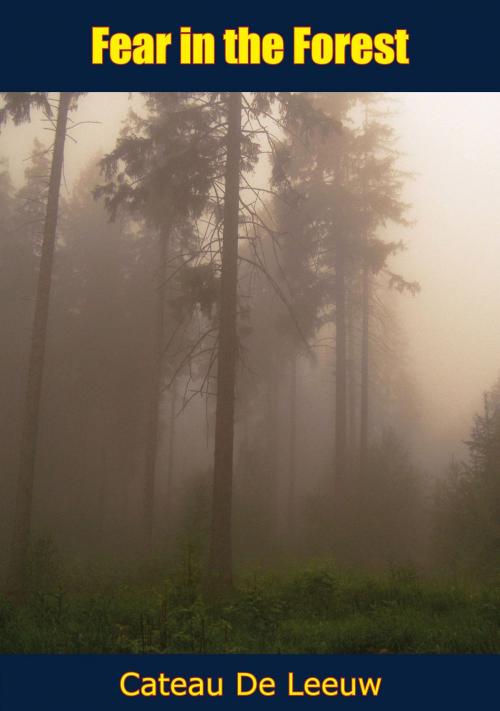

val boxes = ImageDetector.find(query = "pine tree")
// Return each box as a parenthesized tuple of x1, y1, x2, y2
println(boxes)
(99, 92, 223, 554)
(1, 92, 74, 593)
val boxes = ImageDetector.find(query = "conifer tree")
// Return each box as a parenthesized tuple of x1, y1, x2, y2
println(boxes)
(1, 92, 75, 593)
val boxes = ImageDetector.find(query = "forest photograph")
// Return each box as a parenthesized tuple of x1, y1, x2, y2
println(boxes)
(0, 91, 499, 653)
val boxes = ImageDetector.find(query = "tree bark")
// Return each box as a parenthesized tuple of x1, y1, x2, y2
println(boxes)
(142, 227, 170, 556)
(288, 354, 297, 539)
(334, 235, 347, 498)
(165, 377, 177, 545)
(8, 92, 72, 594)
(359, 262, 370, 478)
(208, 92, 242, 591)
(264, 352, 279, 549)
(347, 287, 358, 461)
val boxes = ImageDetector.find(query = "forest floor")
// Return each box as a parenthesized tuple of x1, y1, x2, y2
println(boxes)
(1, 551, 499, 653)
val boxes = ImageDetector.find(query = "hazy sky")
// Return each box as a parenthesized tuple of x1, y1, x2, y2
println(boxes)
(392, 93, 500, 464)
(1, 92, 499, 468)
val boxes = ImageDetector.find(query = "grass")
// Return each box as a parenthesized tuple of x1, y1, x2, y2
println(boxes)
(0, 550, 499, 653)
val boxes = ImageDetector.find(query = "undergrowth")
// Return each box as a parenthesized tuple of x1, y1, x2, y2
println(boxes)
(0, 543, 498, 653)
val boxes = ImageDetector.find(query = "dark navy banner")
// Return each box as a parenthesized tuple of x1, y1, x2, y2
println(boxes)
(0, 654, 497, 709)
(1, 2, 498, 90)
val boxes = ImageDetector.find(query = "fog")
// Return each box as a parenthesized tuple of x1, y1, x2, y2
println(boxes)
(1, 91, 499, 585)
(393, 93, 500, 469)
(3, 93, 497, 469)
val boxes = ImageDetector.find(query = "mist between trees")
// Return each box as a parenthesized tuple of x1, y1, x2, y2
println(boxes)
(0, 92, 498, 600)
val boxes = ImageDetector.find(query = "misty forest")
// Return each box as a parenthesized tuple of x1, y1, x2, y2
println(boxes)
(0, 91, 499, 653)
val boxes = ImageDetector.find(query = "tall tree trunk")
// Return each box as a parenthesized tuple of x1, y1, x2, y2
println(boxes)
(264, 353, 279, 549)
(8, 92, 72, 594)
(334, 236, 347, 498)
(359, 262, 370, 477)
(208, 92, 242, 590)
(142, 228, 169, 556)
(165, 378, 177, 545)
(288, 354, 297, 540)
(347, 287, 357, 462)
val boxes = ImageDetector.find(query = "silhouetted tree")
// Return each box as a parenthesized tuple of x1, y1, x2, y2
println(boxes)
(435, 379, 500, 575)
(99, 92, 223, 554)
(1, 92, 74, 593)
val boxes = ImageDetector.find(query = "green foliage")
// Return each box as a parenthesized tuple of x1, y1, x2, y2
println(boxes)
(434, 379, 500, 576)
(1, 554, 498, 653)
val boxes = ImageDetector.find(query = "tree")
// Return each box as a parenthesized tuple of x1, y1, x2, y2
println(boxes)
(50, 158, 154, 554)
(0, 145, 49, 559)
(207, 92, 335, 587)
(99, 92, 223, 554)
(102, 92, 333, 584)
(354, 110, 416, 477)
(434, 379, 500, 576)
(1, 92, 74, 593)
(208, 92, 242, 589)
(268, 93, 418, 533)
(270, 93, 359, 499)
